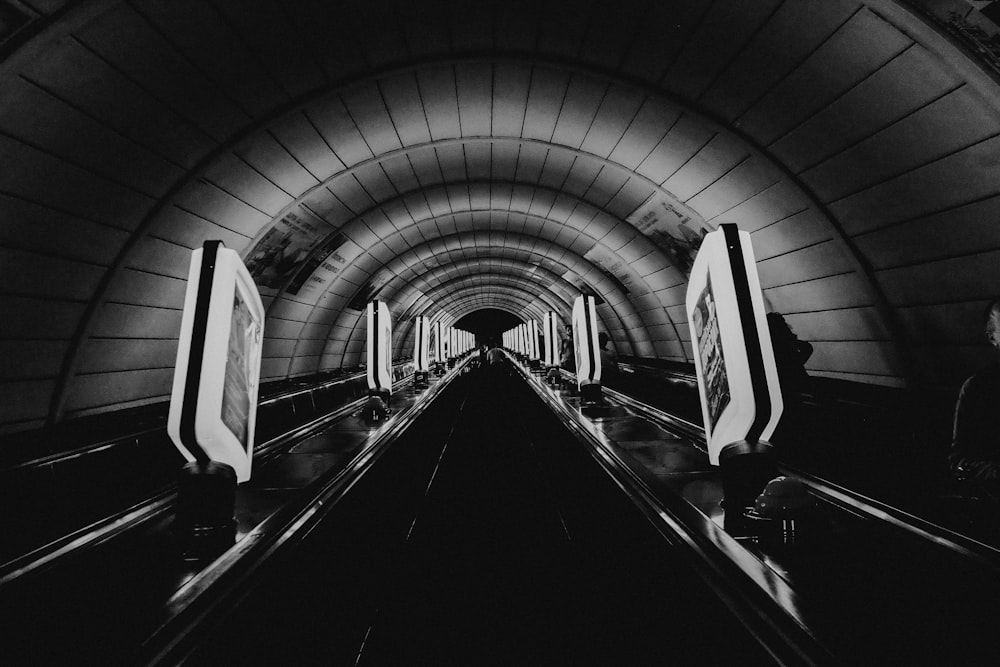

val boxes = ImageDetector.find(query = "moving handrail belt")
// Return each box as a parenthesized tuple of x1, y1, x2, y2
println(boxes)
(140, 357, 472, 665)
(0, 365, 416, 587)
(513, 360, 830, 667)
(600, 369, 1000, 569)
(524, 362, 1000, 664)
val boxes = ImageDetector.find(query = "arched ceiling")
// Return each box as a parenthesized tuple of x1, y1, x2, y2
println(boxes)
(3, 0, 1000, 433)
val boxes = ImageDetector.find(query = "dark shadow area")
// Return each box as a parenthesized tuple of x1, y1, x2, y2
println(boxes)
(183, 367, 774, 665)
(453, 308, 523, 345)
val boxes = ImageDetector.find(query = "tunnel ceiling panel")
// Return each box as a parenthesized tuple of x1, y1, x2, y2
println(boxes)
(3, 0, 1000, 431)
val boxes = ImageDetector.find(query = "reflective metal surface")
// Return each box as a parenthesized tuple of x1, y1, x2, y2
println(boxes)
(143, 360, 471, 663)
(519, 359, 1000, 665)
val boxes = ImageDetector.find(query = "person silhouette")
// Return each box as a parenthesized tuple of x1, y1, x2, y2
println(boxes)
(951, 299, 1000, 487)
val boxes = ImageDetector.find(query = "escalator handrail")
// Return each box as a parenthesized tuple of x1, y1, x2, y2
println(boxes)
(140, 359, 471, 665)
(0, 373, 415, 587)
(258, 360, 414, 406)
(2, 362, 414, 474)
(598, 380, 1000, 569)
(515, 360, 833, 666)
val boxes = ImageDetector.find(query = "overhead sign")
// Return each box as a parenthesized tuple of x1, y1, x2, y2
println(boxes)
(168, 241, 264, 483)
(572, 295, 601, 387)
(367, 300, 392, 396)
(686, 224, 782, 465)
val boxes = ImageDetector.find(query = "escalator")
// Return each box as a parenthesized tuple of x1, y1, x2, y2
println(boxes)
(181, 366, 776, 665)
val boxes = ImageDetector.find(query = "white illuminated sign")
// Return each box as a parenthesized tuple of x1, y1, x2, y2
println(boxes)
(529, 320, 540, 360)
(434, 320, 445, 363)
(367, 300, 392, 396)
(168, 242, 264, 483)
(686, 224, 783, 465)
(544, 312, 559, 366)
(572, 295, 601, 387)
(413, 316, 429, 372)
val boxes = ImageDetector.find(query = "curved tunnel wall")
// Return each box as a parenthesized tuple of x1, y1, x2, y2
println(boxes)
(2, 0, 1000, 434)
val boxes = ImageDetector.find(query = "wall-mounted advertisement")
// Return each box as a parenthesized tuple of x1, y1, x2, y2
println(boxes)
(286, 233, 363, 297)
(583, 245, 632, 295)
(244, 208, 334, 289)
(348, 269, 393, 311)
(628, 191, 714, 278)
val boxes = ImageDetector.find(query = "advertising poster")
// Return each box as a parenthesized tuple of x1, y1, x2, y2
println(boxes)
(627, 192, 714, 278)
(383, 315, 392, 372)
(286, 233, 363, 297)
(221, 290, 261, 452)
(583, 245, 632, 295)
(348, 269, 393, 311)
(245, 208, 333, 289)
(572, 306, 588, 379)
(692, 275, 729, 434)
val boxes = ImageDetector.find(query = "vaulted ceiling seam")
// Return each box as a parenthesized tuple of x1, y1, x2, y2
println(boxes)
(317, 238, 649, 368)
(340, 232, 650, 347)
(41, 47, 918, 414)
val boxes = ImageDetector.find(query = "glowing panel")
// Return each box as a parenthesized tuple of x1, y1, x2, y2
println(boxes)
(529, 320, 540, 360)
(168, 241, 264, 483)
(367, 300, 392, 396)
(434, 320, 445, 363)
(572, 295, 601, 387)
(413, 316, 429, 372)
(544, 311, 559, 366)
(686, 224, 783, 465)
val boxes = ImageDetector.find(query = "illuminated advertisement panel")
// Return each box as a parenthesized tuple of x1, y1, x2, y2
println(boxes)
(221, 289, 254, 449)
(692, 275, 730, 433)
(572, 295, 602, 386)
(685, 224, 783, 464)
(529, 320, 540, 360)
(544, 312, 559, 366)
(433, 321, 445, 363)
(168, 242, 264, 483)
(366, 300, 392, 395)
(413, 316, 429, 371)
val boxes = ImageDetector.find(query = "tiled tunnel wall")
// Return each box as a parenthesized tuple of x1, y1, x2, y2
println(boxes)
(2, 0, 1000, 436)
